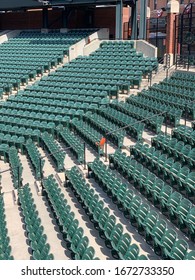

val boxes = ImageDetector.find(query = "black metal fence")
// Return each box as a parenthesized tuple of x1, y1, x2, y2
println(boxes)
(146, 16, 166, 59)
(174, 5, 195, 58)
(175, 54, 195, 70)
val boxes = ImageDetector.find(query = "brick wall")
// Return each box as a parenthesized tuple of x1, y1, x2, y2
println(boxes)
(0, 9, 63, 29)
(0, 7, 130, 40)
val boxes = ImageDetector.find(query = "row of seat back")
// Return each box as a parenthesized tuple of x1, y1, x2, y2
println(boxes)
(109, 149, 195, 242)
(130, 141, 195, 202)
(17, 89, 109, 105)
(126, 94, 182, 127)
(139, 87, 194, 120)
(65, 166, 147, 260)
(8, 147, 23, 189)
(56, 126, 84, 163)
(71, 118, 104, 156)
(98, 107, 145, 141)
(25, 139, 45, 180)
(84, 111, 125, 148)
(172, 125, 195, 148)
(0, 195, 14, 260)
(6, 93, 104, 113)
(40, 132, 66, 172)
(0, 104, 80, 126)
(152, 82, 195, 101)
(88, 158, 194, 259)
(43, 174, 99, 260)
(110, 100, 164, 134)
(152, 133, 195, 170)
(18, 184, 54, 260)
(0, 143, 9, 162)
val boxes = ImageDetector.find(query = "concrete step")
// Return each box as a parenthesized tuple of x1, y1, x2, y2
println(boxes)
(18, 153, 69, 260)
(4, 192, 31, 260)
(0, 161, 14, 193)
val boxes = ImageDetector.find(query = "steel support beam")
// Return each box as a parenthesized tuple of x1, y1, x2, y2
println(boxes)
(139, 0, 147, 39)
(131, 1, 138, 40)
(62, 9, 68, 28)
(42, 7, 49, 29)
(115, 0, 123, 39)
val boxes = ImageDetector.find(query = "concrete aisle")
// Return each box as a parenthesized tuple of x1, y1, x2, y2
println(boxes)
(0, 157, 30, 259)
(38, 146, 111, 259)
(0, 161, 14, 193)
(19, 153, 69, 260)
(3, 192, 31, 260)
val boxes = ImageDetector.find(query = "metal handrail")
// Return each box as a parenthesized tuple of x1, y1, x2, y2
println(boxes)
(148, 56, 167, 86)
(175, 54, 195, 70)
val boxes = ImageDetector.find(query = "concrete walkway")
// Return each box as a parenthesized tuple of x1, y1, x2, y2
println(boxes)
(19, 153, 69, 260)
(3, 192, 31, 260)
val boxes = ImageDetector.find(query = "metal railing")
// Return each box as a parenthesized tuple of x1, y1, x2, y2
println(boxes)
(148, 56, 167, 86)
(175, 55, 195, 71)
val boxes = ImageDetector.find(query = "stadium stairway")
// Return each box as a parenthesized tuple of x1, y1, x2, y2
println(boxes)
(151, 65, 176, 87)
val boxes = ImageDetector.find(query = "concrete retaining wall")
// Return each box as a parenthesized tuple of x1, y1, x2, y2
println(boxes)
(69, 28, 109, 61)
(0, 30, 21, 44)
(134, 40, 157, 58)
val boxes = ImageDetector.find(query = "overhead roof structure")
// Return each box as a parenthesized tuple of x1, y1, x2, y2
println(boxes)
(0, 0, 140, 41)
(0, 0, 137, 11)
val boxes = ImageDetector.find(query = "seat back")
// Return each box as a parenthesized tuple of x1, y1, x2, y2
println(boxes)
(124, 244, 140, 260)
(152, 219, 167, 242)
(186, 207, 195, 232)
(67, 219, 79, 240)
(123, 189, 134, 208)
(110, 224, 123, 249)
(159, 185, 172, 204)
(117, 233, 132, 257)
(104, 215, 116, 239)
(93, 200, 104, 221)
(129, 195, 142, 213)
(176, 198, 192, 219)
(75, 236, 89, 257)
(167, 192, 182, 211)
(145, 210, 159, 231)
(137, 254, 148, 260)
(161, 229, 177, 252)
(184, 250, 195, 260)
(81, 247, 96, 260)
(170, 239, 189, 260)
(98, 207, 110, 229)
(136, 203, 150, 222)
(71, 227, 84, 250)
